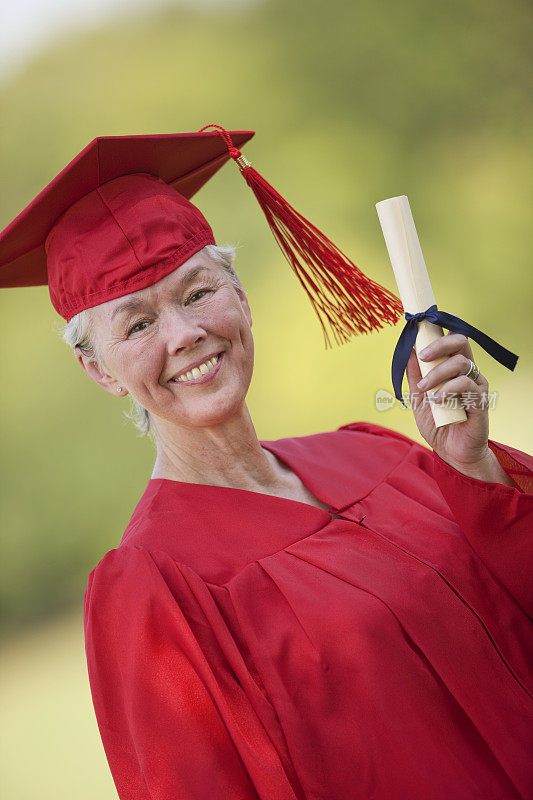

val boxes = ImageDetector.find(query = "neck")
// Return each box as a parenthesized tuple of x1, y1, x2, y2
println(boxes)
(151, 404, 287, 493)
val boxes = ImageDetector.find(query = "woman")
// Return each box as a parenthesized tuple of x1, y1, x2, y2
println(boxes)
(1, 129, 532, 800)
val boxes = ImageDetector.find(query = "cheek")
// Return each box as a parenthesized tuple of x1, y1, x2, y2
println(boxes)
(205, 297, 251, 342)
(114, 336, 166, 386)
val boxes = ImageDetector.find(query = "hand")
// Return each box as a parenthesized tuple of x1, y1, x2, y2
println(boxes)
(405, 333, 514, 485)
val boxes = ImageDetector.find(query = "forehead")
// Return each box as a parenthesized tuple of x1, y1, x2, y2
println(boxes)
(94, 252, 222, 323)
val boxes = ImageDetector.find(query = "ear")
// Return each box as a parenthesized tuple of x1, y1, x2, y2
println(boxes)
(235, 285, 253, 328)
(74, 348, 128, 397)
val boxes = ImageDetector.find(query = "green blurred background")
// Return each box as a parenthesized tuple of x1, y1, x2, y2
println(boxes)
(1, 0, 532, 795)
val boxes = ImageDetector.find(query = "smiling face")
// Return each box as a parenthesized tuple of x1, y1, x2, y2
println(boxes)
(78, 250, 254, 434)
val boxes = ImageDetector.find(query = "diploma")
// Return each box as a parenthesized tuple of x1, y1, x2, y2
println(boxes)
(375, 195, 467, 428)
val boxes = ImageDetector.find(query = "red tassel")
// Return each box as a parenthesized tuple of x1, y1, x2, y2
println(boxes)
(200, 125, 403, 347)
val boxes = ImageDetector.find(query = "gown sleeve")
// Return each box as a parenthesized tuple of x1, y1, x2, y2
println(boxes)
(339, 422, 533, 618)
(431, 439, 533, 618)
(84, 545, 300, 800)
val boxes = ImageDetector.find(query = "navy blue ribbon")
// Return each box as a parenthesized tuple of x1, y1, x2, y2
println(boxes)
(392, 304, 518, 405)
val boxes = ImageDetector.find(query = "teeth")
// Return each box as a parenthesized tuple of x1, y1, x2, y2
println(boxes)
(174, 354, 219, 383)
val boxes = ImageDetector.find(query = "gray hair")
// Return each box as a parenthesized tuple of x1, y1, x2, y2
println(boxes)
(60, 244, 240, 437)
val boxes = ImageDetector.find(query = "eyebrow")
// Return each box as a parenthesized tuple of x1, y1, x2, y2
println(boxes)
(110, 265, 211, 321)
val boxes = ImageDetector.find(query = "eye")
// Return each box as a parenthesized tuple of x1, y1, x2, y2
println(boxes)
(127, 319, 151, 337)
(186, 287, 213, 305)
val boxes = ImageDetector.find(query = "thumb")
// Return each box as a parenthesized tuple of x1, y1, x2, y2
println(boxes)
(405, 349, 422, 390)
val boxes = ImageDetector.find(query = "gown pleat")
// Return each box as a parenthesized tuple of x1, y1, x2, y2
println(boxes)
(84, 422, 533, 800)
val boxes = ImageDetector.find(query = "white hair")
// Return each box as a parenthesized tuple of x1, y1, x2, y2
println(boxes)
(60, 244, 240, 437)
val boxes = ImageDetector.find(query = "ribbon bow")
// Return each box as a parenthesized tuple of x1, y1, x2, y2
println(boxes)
(391, 304, 518, 406)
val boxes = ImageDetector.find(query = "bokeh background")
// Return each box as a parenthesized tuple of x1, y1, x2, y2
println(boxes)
(1, 0, 532, 796)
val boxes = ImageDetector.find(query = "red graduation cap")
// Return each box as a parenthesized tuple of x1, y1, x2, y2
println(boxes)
(0, 124, 402, 342)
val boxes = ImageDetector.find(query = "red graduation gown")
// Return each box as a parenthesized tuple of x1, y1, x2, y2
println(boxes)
(84, 422, 533, 800)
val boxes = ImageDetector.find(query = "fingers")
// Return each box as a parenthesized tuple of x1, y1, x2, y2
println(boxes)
(408, 333, 493, 414)
(417, 353, 487, 393)
(416, 333, 490, 413)
(431, 375, 489, 412)
(419, 333, 473, 363)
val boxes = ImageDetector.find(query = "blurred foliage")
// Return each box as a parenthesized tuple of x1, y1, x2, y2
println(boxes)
(0, 608, 118, 797)
(1, 0, 532, 653)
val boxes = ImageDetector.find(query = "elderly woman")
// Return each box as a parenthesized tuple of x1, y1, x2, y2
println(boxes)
(1, 129, 532, 800)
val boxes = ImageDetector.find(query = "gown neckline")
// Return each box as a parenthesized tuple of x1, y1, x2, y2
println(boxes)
(148, 441, 343, 521)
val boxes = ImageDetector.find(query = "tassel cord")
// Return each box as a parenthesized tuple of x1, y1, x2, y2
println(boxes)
(199, 124, 403, 347)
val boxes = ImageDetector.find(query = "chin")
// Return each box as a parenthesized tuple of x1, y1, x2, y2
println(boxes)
(190, 399, 247, 428)
(159, 393, 248, 430)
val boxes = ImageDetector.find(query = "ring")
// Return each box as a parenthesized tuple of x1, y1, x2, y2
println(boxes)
(465, 359, 480, 383)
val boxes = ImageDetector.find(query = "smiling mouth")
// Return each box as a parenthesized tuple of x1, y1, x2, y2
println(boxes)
(169, 353, 223, 384)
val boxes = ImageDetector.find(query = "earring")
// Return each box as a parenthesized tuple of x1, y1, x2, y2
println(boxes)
(117, 387, 123, 393)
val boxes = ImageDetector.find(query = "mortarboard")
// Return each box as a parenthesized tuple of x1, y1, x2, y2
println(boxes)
(0, 124, 403, 343)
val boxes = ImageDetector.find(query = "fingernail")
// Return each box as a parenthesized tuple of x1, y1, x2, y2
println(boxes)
(419, 347, 430, 359)
(417, 378, 427, 389)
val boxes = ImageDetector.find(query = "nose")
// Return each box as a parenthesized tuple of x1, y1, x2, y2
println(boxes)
(163, 308, 207, 355)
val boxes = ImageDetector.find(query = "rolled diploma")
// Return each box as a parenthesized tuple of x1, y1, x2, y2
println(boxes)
(375, 195, 466, 428)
